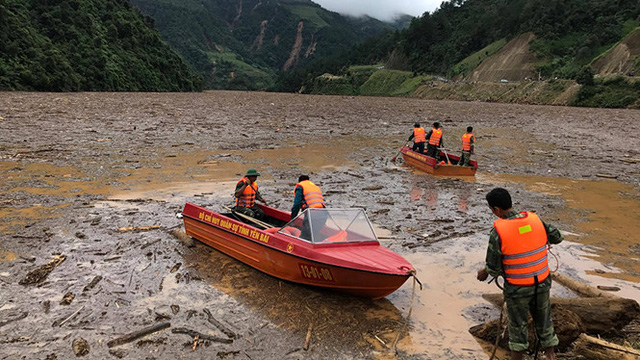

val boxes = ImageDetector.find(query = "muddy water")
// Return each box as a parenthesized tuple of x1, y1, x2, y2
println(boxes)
(1, 91, 640, 359)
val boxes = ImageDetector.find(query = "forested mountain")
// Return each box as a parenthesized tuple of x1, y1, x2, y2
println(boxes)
(277, 0, 640, 105)
(0, 0, 202, 91)
(130, 0, 400, 89)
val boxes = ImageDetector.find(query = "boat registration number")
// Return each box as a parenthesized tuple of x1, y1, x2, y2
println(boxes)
(299, 264, 335, 282)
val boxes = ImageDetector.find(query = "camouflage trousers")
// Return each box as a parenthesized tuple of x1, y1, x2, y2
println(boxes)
(505, 288, 559, 352)
(459, 151, 472, 166)
(233, 205, 265, 220)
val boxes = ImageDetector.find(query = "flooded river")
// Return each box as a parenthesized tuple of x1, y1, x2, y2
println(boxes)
(0, 91, 639, 359)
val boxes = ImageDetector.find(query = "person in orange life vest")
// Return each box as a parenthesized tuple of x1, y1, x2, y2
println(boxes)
(459, 126, 475, 167)
(234, 168, 268, 220)
(408, 122, 426, 154)
(291, 175, 326, 241)
(425, 122, 443, 161)
(477, 188, 563, 360)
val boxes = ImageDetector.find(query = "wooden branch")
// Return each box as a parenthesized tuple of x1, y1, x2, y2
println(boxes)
(171, 327, 233, 344)
(303, 322, 313, 351)
(107, 322, 171, 348)
(572, 333, 640, 360)
(203, 308, 237, 339)
(52, 305, 85, 327)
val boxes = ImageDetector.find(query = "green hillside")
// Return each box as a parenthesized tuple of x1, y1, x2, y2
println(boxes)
(130, 0, 395, 90)
(283, 0, 640, 108)
(0, 0, 202, 91)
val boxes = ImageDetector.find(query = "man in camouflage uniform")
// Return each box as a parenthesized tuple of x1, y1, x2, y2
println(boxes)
(477, 188, 562, 360)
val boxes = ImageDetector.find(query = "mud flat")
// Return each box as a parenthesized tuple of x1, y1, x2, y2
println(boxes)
(0, 91, 639, 359)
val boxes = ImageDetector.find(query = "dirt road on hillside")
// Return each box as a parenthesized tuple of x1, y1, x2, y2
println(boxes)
(0, 91, 639, 359)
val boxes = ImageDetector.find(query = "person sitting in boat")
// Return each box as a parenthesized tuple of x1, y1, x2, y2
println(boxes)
(234, 169, 268, 220)
(408, 122, 426, 154)
(459, 126, 475, 167)
(425, 121, 443, 162)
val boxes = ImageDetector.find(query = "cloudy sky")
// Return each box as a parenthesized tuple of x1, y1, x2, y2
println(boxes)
(313, 0, 443, 21)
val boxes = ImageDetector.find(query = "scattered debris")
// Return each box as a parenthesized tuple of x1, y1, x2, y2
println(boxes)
(140, 239, 161, 250)
(619, 158, 640, 164)
(303, 322, 313, 351)
(53, 305, 85, 327)
(19, 255, 66, 285)
(170, 263, 182, 273)
(72, 337, 90, 357)
(595, 173, 618, 179)
(597, 285, 621, 292)
(60, 292, 75, 305)
(83, 276, 102, 292)
(117, 225, 162, 232)
(171, 305, 180, 315)
(363, 186, 383, 191)
(171, 327, 233, 344)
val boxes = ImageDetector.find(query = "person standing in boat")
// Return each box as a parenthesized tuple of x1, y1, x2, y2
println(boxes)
(291, 175, 325, 220)
(234, 168, 268, 220)
(477, 188, 563, 360)
(408, 122, 426, 154)
(425, 122, 443, 161)
(459, 126, 475, 166)
(292, 175, 326, 241)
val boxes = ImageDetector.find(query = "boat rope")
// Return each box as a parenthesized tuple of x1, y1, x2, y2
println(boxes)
(390, 270, 422, 354)
(548, 244, 559, 273)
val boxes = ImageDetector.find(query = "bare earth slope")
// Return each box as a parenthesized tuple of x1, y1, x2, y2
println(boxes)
(469, 32, 538, 82)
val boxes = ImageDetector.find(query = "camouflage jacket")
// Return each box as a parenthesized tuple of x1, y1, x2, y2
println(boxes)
(484, 210, 564, 298)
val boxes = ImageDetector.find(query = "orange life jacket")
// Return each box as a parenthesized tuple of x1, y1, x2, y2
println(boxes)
(429, 128, 442, 146)
(495, 212, 549, 286)
(462, 133, 475, 151)
(413, 127, 426, 143)
(295, 180, 325, 210)
(235, 177, 257, 208)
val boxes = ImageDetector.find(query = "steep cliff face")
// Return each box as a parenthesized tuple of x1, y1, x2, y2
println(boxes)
(593, 29, 640, 75)
(130, 0, 394, 89)
(468, 33, 539, 82)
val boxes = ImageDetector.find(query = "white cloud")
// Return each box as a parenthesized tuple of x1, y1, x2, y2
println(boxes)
(314, 0, 442, 21)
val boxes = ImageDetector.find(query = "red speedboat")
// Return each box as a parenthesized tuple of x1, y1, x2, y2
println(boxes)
(181, 203, 414, 299)
(399, 146, 478, 176)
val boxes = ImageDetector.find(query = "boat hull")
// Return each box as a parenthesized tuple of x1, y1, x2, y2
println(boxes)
(400, 146, 477, 176)
(182, 203, 412, 299)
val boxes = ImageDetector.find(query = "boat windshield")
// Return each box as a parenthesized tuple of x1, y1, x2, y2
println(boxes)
(277, 208, 378, 244)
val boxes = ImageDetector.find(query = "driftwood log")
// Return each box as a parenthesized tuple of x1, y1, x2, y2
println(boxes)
(470, 304, 584, 351)
(482, 293, 640, 334)
(572, 333, 640, 360)
(551, 273, 618, 299)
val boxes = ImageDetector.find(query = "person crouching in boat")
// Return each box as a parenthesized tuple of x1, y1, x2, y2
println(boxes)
(234, 168, 268, 220)
(292, 175, 326, 241)
(459, 126, 475, 167)
(408, 122, 426, 154)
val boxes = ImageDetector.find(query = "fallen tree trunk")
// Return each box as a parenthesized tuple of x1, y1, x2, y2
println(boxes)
(551, 273, 619, 299)
(572, 333, 640, 360)
(470, 304, 583, 351)
(482, 293, 640, 334)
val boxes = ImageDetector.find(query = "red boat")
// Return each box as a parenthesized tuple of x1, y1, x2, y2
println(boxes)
(399, 146, 478, 176)
(181, 203, 414, 299)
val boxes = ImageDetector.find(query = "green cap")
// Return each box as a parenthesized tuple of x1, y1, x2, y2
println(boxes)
(414, 122, 421, 127)
(245, 168, 260, 177)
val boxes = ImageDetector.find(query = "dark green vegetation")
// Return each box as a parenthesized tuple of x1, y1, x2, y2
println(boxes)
(130, 0, 400, 90)
(283, 0, 640, 108)
(0, 0, 202, 91)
